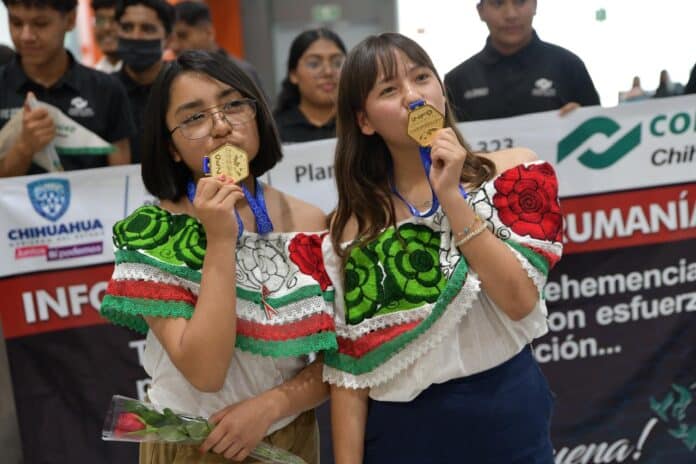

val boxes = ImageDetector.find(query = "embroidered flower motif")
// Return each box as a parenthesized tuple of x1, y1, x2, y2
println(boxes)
(288, 233, 331, 291)
(237, 238, 290, 293)
(493, 163, 562, 242)
(170, 216, 207, 269)
(379, 224, 445, 308)
(113, 205, 171, 250)
(344, 246, 384, 325)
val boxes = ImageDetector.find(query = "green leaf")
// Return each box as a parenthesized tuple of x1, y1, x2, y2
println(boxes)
(184, 420, 211, 441)
(156, 425, 188, 442)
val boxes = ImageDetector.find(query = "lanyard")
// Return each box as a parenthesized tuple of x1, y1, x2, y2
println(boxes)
(391, 100, 468, 218)
(186, 177, 274, 238)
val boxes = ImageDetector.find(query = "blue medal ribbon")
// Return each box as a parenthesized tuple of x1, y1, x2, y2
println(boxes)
(391, 100, 468, 218)
(186, 177, 273, 239)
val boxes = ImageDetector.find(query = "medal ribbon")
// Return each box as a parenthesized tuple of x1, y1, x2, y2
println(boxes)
(391, 100, 468, 218)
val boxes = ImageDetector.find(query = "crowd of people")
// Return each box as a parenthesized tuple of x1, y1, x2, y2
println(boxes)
(0, 1, 690, 463)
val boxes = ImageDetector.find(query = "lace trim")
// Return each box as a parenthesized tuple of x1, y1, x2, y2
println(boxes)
(335, 306, 432, 340)
(507, 245, 545, 292)
(115, 249, 201, 283)
(113, 262, 200, 294)
(235, 295, 333, 326)
(236, 331, 337, 357)
(323, 274, 480, 388)
(101, 294, 193, 334)
(237, 313, 335, 341)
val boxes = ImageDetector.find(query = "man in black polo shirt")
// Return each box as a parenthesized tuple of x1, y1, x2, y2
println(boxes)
(114, 0, 174, 164)
(444, 0, 600, 122)
(0, 0, 134, 177)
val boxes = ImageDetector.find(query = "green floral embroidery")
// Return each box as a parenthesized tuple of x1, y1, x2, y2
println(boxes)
(170, 216, 207, 269)
(113, 205, 171, 250)
(343, 223, 447, 324)
(379, 224, 445, 310)
(344, 246, 383, 325)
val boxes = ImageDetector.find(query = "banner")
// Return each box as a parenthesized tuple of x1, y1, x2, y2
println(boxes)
(1, 96, 694, 463)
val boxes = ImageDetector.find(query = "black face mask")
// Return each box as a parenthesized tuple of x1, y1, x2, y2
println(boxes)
(117, 37, 162, 72)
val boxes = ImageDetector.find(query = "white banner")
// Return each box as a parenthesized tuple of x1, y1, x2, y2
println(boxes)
(0, 165, 152, 278)
(265, 94, 696, 212)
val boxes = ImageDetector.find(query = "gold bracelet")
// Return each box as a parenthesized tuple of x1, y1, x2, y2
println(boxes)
(454, 216, 487, 248)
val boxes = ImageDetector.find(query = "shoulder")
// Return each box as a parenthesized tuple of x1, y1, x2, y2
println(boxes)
(539, 39, 586, 67)
(266, 185, 328, 232)
(478, 147, 539, 175)
(445, 54, 483, 83)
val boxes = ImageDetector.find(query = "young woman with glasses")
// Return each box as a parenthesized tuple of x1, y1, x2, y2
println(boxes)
(100, 50, 336, 463)
(274, 28, 346, 143)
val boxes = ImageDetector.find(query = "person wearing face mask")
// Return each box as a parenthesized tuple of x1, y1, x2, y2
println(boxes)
(0, 0, 134, 177)
(273, 28, 346, 143)
(91, 0, 121, 73)
(114, 0, 174, 164)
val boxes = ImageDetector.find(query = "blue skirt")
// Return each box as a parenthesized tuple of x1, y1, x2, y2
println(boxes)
(364, 346, 554, 464)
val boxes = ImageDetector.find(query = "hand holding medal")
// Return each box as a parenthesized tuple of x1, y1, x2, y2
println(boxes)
(392, 100, 468, 218)
(187, 144, 274, 239)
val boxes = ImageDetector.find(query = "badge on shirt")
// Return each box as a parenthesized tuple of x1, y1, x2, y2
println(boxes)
(407, 103, 444, 147)
(203, 144, 249, 182)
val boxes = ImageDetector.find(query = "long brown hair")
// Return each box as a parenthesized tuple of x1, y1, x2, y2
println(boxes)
(330, 33, 495, 258)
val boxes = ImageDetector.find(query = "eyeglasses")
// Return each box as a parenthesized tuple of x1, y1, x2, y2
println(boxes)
(301, 56, 345, 75)
(170, 98, 257, 140)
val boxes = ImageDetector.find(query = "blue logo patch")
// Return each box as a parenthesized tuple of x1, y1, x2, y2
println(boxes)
(27, 178, 71, 222)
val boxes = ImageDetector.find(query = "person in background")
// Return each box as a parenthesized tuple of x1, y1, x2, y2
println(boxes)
(0, 0, 133, 177)
(273, 28, 346, 143)
(619, 76, 649, 103)
(91, 0, 121, 73)
(445, 0, 599, 122)
(652, 69, 683, 98)
(0, 44, 15, 65)
(114, 0, 173, 164)
(101, 50, 336, 463)
(170, 1, 266, 97)
(325, 32, 563, 463)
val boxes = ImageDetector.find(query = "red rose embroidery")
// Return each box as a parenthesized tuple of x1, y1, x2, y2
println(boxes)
(289, 233, 331, 290)
(493, 163, 563, 242)
(115, 412, 145, 436)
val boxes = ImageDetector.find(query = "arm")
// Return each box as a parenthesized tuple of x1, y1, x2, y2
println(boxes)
(430, 130, 540, 321)
(331, 385, 369, 464)
(107, 138, 131, 165)
(145, 176, 245, 392)
(200, 359, 331, 461)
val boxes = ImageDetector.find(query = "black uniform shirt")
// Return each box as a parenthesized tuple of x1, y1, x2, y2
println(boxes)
(274, 106, 336, 143)
(444, 31, 600, 122)
(0, 52, 136, 174)
(115, 68, 152, 165)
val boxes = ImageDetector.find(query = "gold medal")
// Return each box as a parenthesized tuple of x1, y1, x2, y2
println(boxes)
(204, 144, 249, 182)
(407, 103, 444, 147)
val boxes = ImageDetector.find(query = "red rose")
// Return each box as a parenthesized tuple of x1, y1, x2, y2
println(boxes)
(493, 163, 563, 242)
(289, 233, 331, 290)
(115, 412, 146, 435)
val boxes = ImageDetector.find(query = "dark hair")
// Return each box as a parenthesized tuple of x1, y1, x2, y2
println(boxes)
(174, 1, 211, 26)
(115, 0, 174, 35)
(274, 28, 346, 115)
(142, 50, 283, 201)
(91, 0, 116, 9)
(2, 0, 76, 12)
(330, 33, 495, 258)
